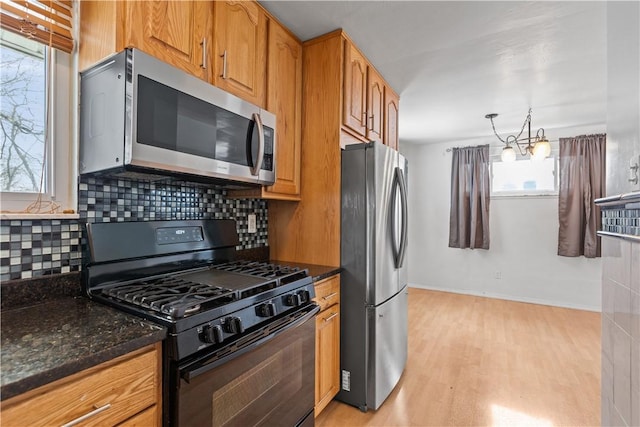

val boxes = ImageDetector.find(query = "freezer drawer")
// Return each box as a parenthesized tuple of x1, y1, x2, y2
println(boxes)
(367, 287, 408, 410)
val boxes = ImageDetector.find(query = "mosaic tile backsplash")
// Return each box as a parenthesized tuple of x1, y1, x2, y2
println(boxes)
(1, 219, 82, 281)
(601, 206, 640, 236)
(1, 176, 268, 281)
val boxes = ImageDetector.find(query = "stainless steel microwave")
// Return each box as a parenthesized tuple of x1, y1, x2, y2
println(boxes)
(79, 48, 275, 186)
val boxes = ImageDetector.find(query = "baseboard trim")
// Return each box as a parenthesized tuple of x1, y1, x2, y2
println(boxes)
(408, 283, 601, 312)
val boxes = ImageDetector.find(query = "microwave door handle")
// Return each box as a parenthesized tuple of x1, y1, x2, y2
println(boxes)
(250, 113, 265, 176)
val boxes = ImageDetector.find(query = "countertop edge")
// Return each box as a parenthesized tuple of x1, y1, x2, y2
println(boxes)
(1, 327, 166, 401)
(312, 268, 341, 282)
(268, 259, 341, 283)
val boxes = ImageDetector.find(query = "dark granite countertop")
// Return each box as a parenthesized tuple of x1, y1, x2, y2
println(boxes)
(271, 260, 340, 282)
(1, 296, 166, 401)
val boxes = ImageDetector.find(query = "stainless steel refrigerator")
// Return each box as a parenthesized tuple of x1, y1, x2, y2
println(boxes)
(338, 141, 409, 412)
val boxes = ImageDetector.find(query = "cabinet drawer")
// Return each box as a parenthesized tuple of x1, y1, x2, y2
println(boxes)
(1, 345, 159, 427)
(118, 405, 159, 427)
(313, 275, 340, 311)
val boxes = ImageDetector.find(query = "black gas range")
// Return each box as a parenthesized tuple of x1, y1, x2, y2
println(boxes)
(83, 219, 318, 427)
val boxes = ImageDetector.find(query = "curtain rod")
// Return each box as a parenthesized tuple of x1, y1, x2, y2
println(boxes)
(445, 144, 490, 152)
(445, 140, 559, 153)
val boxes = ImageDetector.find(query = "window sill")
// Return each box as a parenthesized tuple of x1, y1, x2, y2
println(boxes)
(491, 193, 559, 200)
(0, 213, 80, 220)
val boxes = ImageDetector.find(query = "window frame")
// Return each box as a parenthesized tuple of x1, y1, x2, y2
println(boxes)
(0, 34, 77, 217)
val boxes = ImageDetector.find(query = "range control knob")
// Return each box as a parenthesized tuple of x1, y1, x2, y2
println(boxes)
(256, 302, 277, 317)
(202, 324, 224, 344)
(297, 290, 311, 303)
(285, 293, 302, 307)
(224, 316, 244, 334)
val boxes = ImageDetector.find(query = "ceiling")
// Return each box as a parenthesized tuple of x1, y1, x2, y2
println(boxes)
(259, 1, 607, 145)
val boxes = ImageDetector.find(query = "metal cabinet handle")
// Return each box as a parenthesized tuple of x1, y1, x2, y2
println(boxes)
(61, 403, 111, 427)
(200, 38, 207, 69)
(220, 50, 227, 79)
(324, 312, 338, 322)
(322, 292, 338, 300)
(369, 115, 375, 131)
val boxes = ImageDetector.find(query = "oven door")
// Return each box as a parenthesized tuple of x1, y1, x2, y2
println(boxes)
(173, 304, 319, 427)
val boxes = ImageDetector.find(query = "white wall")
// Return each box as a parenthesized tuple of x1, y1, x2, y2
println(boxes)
(606, 1, 640, 195)
(401, 137, 602, 311)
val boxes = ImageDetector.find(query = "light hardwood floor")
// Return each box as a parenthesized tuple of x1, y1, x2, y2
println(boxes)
(316, 288, 601, 426)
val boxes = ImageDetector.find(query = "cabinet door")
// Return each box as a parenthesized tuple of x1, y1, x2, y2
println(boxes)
(265, 22, 302, 197)
(123, 1, 211, 80)
(315, 304, 340, 416)
(343, 41, 368, 137)
(1, 345, 160, 427)
(213, 0, 267, 107)
(367, 67, 384, 143)
(384, 87, 400, 150)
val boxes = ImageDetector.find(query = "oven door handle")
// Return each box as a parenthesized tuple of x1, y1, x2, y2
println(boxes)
(180, 304, 320, 382)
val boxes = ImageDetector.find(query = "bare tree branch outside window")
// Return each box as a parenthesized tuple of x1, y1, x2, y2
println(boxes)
(0, 34, 46, 193)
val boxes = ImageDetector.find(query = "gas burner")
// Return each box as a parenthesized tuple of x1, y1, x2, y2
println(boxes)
(103, 276, 236, 319)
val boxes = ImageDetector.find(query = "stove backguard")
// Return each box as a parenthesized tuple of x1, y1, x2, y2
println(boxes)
(83, 219, 240, 293)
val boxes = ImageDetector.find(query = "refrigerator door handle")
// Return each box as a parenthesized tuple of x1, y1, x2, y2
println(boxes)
(397, 167, 408, 268)
(390, 167, 404, 268)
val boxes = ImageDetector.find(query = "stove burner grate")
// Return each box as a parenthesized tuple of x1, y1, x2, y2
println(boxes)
(215, 260, 301, 278)
(103, 276, 236, 319)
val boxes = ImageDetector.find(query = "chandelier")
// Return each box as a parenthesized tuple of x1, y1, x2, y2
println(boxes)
(485, 108, 551, 162)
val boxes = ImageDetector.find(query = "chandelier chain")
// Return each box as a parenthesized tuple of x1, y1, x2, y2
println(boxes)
(489, 108, 532, 145)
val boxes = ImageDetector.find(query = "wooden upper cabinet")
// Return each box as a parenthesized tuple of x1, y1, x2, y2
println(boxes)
(343, 41, 368, 137)
(367, 67, 384, 143)
(226, 19, 302, 201)
(384, 87, 400, 150)
(341, 39, 398, 148)
(213, 1, 267, 107)
(79, 1, 211, 80)
(265, 22, 302, 199)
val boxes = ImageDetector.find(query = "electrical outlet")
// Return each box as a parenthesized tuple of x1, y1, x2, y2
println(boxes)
(495, 271, 502, 279)
(248, 214, 257, 233)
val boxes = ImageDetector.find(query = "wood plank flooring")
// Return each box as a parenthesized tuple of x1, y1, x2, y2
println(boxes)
(316, 288, 601, 426)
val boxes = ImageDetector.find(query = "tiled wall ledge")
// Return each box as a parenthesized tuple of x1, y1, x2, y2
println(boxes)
(1, 214, 80, 220)
(596, 191, 640, 239)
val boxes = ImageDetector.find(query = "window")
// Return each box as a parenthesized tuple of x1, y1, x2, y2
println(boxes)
(1, 30, 46, 193)
(0, 30, 74, 213)
(491, 154, 558, 197)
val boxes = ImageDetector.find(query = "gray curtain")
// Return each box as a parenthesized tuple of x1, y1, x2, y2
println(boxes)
(449, 144, 490, 249)
(558, 134, 606, 258)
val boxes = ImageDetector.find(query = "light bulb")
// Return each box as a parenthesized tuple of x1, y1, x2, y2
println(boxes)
(501, 146, 516, 162)
(532, 138, 551, 159)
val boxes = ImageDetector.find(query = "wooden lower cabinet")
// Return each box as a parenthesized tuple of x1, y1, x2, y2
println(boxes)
(313, 275, 341, 416)
(0, 343, 162, 427)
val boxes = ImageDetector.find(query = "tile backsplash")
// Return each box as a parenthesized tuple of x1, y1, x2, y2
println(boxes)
(601, 207, 640, 236)
(1, 219, 82, 281)
(1, 176, 268, 281)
